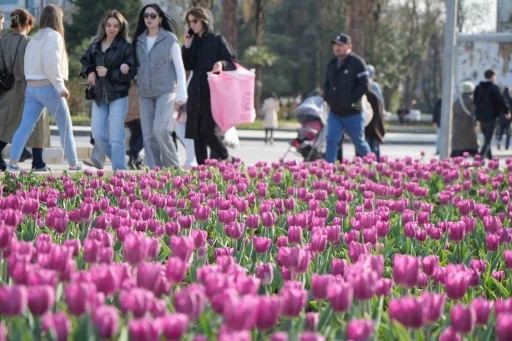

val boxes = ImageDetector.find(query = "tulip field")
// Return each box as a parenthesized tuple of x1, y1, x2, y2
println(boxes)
(2, 154, 512, 340)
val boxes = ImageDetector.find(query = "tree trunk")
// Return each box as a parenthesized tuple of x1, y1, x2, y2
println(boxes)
(190, 0, 213, 9)
(221, 0, 238, 54)
(254, 0, 265, 110)
(344, 0, 367, 58)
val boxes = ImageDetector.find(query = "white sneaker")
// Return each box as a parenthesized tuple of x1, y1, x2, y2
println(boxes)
(69, 163, 89, 171)
(7, 164, 21, 172)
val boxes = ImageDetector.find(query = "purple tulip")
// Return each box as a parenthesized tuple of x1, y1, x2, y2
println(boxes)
(93, 305, 119, 339)
(42, 312, 71, 341)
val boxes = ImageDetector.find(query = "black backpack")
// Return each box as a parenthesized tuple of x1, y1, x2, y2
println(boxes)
(0, 36, 23, 95)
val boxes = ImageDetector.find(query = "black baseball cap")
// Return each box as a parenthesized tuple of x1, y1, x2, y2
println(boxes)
(331, 34, 352, 45)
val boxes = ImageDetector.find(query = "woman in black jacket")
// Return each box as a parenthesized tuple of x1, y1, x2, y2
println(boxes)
(182, 7, 237, 165)
(80, 10, 136, 170)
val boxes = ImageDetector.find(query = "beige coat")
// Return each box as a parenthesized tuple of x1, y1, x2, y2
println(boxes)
(451, 93, 478, 152)
(262, 97, 279, 129)
(125, 82, 140, 123)
(0, 33, 50, 148)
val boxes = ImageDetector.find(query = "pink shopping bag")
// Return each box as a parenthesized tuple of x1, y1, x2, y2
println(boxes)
(207, 63, 256, 133)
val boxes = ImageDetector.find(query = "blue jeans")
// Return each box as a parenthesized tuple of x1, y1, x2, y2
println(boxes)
(91, 97, 128, 170)
(325, 112, 370, 162)
(10, 85, 77, 165)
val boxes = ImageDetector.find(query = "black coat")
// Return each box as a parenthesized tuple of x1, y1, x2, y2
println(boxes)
(323, 53, 369, 117)
(473, 81, 510, 122)
(80, 37, 136, 106)
(182, 30, 236, 140)
(365, 90, 385, 143)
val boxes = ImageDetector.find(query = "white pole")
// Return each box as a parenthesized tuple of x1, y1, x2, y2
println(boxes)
(439, 0, 458, 160)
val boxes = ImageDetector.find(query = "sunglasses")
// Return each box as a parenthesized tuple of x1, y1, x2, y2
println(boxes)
(143, 13, 158, 19)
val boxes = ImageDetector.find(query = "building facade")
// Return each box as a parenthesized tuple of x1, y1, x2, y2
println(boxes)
(0, 0, 72, 25)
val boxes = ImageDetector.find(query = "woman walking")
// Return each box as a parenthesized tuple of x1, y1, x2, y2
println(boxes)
(0, 9, 50, 171)
(182, 7, 237, 165)
(262, 93, 279, 144)
(451, 81, 479, 157)
(132, 4, 187, 170)
(7, 4, 83, 172)
(81, 10, 136, 171)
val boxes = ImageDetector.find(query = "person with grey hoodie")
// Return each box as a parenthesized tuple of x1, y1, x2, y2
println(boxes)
(132, 4, 187, 170)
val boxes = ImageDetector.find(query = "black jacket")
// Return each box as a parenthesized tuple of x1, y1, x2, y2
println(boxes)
(323, 53, 369, 117)
(473, 81, 509, 122)
(432, 99, 442, 126)
(182, 29, 237, 140)
(366, 90, 385, 143)
(80, 37, 136, 106)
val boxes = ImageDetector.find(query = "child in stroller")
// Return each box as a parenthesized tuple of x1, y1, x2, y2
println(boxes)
(283, 95, 328, 162)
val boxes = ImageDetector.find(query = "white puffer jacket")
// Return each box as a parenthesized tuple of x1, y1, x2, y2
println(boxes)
(24, 28, 68, 94)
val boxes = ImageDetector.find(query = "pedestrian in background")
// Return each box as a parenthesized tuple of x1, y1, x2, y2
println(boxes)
(262, 92, 279, 144)
(133, 4, 187, 170)
(432, 98, 441, 155)
(497, 86, 512, 151)
(182, 7, 237, 165)
(473, 69, 510, 160)
(0, 9, 50, 171)
(126, 81, 144, 170)
(450, 81, 478, 157)
(8, 4, 84, 171)
(323, 33, 370, 163)
(81, 10, 136, 171)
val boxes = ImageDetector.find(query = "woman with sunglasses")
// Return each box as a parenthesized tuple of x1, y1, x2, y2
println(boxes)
(132, 4, 187, 170)
(80, 10, 136, 171)
(182, 7, 238, 165)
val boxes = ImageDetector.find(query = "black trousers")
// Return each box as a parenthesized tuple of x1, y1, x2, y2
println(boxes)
(195, 132, 229, 165)
(127, 120, 144, 158)
(479, 119, 496, 160)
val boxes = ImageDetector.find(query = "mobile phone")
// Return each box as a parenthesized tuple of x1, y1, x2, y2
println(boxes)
(187, 28, 194, 36)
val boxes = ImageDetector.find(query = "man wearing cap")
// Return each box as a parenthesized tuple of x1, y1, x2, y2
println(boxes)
(324, 34, 371, 163)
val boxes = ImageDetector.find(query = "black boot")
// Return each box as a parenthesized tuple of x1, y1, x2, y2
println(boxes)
(19, 148, 32, 162)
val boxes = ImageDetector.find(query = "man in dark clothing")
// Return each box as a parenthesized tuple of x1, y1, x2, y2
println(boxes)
(497, 87, 512, 150)
(323, 34, 370, 163)
(473, 69, 511, 159)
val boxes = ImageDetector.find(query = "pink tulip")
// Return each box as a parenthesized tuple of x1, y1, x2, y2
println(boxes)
(305, 312, 319, 331)
(486, 234, 499, 252)
(160, 313, 190, 340)
(93, 305, 119, 339)
(327, 281, 353, 313)
(311, 233, 327, 253)
(471, 298, 494, 325)
(270, 332, 289, 341)
(280, 282, 308, 318)
(439, 327, 462, 341)
(300, 332, 325, 341)
(28, 285, 55, 316)
(173, 284, 207, 321)
(421, 292, 446, 323)
(170, 235, 195, 262)
(64, 283, 102, 316)
(191, 230, 207, 249)
(450, 304, 476, 334)
(375, 278, 392, 297)
(311, 274, 333, 300)
(42, 312, 71, 341)
(388, 296, 425, 329)
(393, 254, 419, 288)
(222, 293, 259, 331)
(0, 285, 27, 316)
(253, 237, 272, 254)
(497, 313, 512, 341)
(224, 222, 245, 239)
(255, 263, 274, 285)
(422, 255, 439, 276)
(288, 226, 302, 244)
(128, 317, 161, 341)
(119, 289, 154, 318)
(346, 319, 374, 341)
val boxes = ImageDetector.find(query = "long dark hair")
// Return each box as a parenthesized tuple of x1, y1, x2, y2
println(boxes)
(132, 4, 177, 46)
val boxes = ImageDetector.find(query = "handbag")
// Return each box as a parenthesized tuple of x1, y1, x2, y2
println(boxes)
(85, 85, 95, 100)
(207, 63, 256, 133)
(0, 36, 23, 94)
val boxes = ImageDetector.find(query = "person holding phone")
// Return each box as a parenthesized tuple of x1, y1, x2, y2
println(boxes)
(80, 10, 136, 171)
(132, 4, 187, 170)
(7, 4, 84, 171)
(182, 7, 238, 165)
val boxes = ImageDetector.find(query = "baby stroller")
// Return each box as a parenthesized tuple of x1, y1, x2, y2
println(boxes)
(283, 96, 328, 162)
